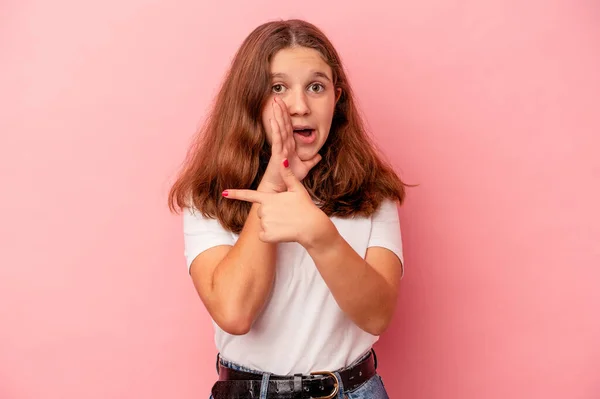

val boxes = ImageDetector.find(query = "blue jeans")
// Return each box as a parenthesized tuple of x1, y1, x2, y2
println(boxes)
(210, 350, 390, 399)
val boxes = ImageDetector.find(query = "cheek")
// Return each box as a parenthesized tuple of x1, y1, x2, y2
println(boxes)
(315, 99, 336, 130)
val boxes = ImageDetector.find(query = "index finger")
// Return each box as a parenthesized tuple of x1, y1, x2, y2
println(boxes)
(275, 97, 292, 141)
(283, 103, 293, 140)
(269, 118, 283, 155)
(222, 189, 267, 203)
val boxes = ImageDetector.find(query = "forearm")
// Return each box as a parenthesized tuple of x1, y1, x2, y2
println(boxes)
(303, 223, 398, 336)
(211, 184, 278, 334)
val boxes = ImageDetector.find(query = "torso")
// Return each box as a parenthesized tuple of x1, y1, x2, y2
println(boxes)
(214, 214, 378, 375)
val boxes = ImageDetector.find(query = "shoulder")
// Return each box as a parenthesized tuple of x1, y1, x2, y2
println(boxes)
(183, 206, 226, 233)
(366, 198, 404, 273)
(182, 206, 236, 271)
(371, 198, 400, 222)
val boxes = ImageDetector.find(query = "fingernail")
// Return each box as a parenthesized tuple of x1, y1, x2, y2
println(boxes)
(222, 190, 229, 197)
(283, 159, 289, 168)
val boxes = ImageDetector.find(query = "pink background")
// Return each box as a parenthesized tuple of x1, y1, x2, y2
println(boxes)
(1, 0, 599, 398)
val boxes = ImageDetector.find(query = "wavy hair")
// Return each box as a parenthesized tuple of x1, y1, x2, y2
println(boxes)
(168, 19, 408, 233)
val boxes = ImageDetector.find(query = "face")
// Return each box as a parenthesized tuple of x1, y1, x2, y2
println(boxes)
(262, 46, 341, 161)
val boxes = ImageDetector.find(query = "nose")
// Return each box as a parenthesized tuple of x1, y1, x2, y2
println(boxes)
(285, 89, 310, 116)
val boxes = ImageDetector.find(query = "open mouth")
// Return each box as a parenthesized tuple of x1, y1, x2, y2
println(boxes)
(293, 126, 317, 144)
(293, 128, 313, 136)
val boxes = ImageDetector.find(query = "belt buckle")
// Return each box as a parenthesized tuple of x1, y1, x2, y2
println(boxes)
(309, 370, 339, 399)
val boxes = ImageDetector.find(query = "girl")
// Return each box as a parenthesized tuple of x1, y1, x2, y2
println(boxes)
(169, 19, 407, 399)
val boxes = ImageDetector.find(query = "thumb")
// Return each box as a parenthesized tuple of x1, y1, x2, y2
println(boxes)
(302, 153, 322, 171)
(280, 159, 303, 191)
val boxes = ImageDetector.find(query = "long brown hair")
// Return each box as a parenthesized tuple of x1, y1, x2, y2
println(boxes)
(168, 19, 408, 234)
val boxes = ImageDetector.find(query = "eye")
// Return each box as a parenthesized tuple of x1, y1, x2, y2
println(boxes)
(272, 84, 286, 94)
(309, 83, 325, 93)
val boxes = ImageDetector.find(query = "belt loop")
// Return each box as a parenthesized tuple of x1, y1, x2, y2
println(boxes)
(293, 374, 302, 399)
(259, 372, 271, 399)
(371, 348, 378, 370)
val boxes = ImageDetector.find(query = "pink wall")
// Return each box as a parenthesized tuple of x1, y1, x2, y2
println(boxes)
(1, 1, 599, 398)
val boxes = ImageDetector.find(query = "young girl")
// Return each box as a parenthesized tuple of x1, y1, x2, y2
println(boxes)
(169, 19, 407, 399)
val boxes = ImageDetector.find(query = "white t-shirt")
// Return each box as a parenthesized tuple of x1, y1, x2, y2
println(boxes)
(182, 198, 404, 375)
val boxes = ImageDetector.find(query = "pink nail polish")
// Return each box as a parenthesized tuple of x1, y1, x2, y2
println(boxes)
(222, 190, 229, 197)
(283, 159, 289, 168)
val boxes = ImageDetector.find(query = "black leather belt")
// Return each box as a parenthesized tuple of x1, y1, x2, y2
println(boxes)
(211, 349, 378, 399)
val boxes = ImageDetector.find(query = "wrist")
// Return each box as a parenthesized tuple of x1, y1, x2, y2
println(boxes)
(300, 211, 340, 252)
(257, 180, 284, 194)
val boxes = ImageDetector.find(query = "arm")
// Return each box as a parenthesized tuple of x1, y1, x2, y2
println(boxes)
(302, 204, 404, 336)
(221, 160, 405, 336)
(187, 97, 322, 335)
(189, 182, 278, 336)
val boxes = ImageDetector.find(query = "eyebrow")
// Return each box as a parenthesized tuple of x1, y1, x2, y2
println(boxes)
(270, 71, 332, 82)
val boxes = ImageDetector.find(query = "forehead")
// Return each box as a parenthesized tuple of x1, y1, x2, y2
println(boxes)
(269, 47, 332, 78)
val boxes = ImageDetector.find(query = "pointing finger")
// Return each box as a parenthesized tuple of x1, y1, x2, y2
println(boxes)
(222, 189, 268, 204)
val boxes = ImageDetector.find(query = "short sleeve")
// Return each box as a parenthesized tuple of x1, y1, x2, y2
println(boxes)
(368, 199, 405, 279)
(183, 207, 236, 273)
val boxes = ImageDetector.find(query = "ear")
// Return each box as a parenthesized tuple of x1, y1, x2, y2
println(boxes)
(335, 87, 342, 104)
